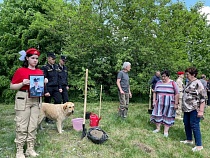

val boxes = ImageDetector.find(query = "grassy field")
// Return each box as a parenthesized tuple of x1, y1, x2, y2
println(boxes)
(0, 101, 210, 158)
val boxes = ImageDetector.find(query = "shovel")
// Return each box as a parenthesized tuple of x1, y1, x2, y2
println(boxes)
(148, 86, 153, 114)
(89, 85, 102, 127)
(81, 69, 88, 139)
(98, 85, 102, 118)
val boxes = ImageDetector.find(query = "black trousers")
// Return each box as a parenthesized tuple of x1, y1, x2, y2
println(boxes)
(61, 85, 69, 103)
(207, 92, 210, 105)
(44, 86, 61, 104)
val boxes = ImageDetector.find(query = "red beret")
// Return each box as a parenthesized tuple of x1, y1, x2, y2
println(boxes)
(26, 48, 40, 56)
(177, 71, 184, 75)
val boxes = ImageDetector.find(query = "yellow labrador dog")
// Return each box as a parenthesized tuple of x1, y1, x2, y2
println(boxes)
(38, 102, 74, 134)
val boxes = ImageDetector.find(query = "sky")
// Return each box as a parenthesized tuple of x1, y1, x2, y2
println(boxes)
(174, 0, 210, 24)
(176, 0, 210, 8)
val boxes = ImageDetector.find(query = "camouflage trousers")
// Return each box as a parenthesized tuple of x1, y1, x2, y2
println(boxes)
(118, 92, 129, 118)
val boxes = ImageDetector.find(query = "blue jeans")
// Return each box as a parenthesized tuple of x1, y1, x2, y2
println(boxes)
(183, 110, 202, 146)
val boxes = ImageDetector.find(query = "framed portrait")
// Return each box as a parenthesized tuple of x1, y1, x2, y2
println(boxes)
(29, 75, 44, 98)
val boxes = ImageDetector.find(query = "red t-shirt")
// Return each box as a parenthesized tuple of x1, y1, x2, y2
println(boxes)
(11, 67, 43, 90)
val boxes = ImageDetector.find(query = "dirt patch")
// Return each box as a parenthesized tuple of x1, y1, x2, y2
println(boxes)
(90, 129, 103, 138)
(134, 142, 154, 153)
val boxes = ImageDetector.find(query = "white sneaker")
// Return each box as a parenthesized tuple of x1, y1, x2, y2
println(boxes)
(180, 140, 193, 145)
(153, 129, 160, 133)
(164, 133, 168, 137)
(192, 146, 203, 152)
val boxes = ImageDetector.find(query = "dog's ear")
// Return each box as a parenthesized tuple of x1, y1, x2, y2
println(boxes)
(63, 104, 67, 110)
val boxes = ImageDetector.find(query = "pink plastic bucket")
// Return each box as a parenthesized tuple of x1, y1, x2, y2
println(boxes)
(72, 118, 83, 131)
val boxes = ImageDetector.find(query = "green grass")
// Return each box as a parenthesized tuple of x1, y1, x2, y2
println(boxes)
(1, 102, 210, 158)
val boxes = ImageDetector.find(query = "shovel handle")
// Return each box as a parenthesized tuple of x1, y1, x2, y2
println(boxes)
(83, 69, 88, 124)
(99, 85, 102, 118)
(149, 86, 152, 109)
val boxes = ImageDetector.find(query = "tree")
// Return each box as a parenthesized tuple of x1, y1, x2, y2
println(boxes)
(0, 0, 71, 102)
(0, 0, 210, 103)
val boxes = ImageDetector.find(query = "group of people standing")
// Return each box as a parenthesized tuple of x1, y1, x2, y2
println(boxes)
(41, 53, 69, 123)
(10, 48, 69, 158)
(10, 51, 207, 158)
(42, 52, 69, 105)
(150, 68, 206, 152)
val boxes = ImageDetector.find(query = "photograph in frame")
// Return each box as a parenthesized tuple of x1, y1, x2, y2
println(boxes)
(29, 75, 44, 98)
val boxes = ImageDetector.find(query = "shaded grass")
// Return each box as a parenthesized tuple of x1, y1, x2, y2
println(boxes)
(0, 102, 210, 158)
